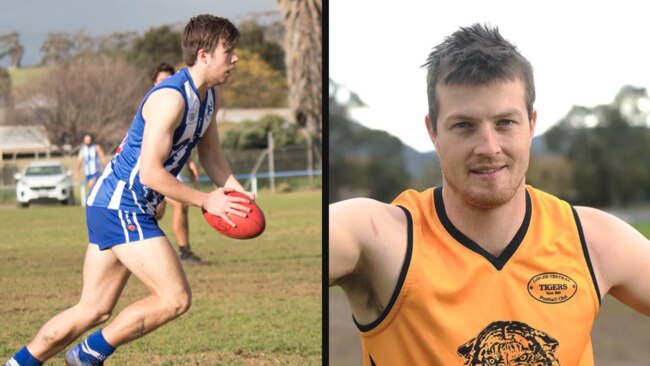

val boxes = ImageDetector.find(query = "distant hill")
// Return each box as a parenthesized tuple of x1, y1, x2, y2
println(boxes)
(378, 128, 556, 185)
(403, 144, 438, 183)
(531, 134, 553, 156)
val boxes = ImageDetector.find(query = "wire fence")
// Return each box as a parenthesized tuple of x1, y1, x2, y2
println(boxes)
(0, 144, 322, 206)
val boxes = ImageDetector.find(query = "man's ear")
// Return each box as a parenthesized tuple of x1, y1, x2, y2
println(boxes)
(529, 109, 537, 141)
(425, 114, 438, 150)
(197, 49, 208, 64)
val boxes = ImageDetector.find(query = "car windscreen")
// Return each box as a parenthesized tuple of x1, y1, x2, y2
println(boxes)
(25, 165, 64, 176)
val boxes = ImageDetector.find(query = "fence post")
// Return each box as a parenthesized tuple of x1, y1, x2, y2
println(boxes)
(251, 176, 258, 195)
(302, 129, 314, 187)
(267, 131, 275, 194)
(80, 183, 85, 207)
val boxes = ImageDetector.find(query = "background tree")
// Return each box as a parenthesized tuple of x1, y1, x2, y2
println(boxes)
(276, 0, 322, 141)
(127, 25, 182, 69)
(221, 114, 305, 150)
(545, 85, 650, 206)
(12, 54, 149, 150)
(0, 32, 25, 68)
(0, 67, 11, 124)
(72, 30, 96, 55)
(237, 19, 286, 75)
(219, 49, 288, 108)
(0, 67, 10, 98)
(40, 32, 75, 65)
(97, 31, 139, 59)
(329, 80, 410, 202)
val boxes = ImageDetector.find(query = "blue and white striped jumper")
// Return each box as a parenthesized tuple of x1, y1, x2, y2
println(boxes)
(79, 144, 101, 178)
(87, 68, 216, 216)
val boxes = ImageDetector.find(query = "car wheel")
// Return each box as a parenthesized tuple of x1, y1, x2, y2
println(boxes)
(63, 193, 75, 205)
(19, 202, 29, 208)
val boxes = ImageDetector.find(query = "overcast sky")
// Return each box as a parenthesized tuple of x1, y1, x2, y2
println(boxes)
(330, 1, 650, 152)
(0, 0, 278, 67)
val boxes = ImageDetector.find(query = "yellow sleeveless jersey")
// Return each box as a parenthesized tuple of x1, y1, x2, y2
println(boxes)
(355, 185, 600, 365)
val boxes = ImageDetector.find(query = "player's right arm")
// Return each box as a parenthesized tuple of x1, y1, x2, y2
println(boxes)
(330, 198, 409, 323)
(329, 198, 405, 286)
(329, 199, 364, 287)
(139, 88, 208, 208)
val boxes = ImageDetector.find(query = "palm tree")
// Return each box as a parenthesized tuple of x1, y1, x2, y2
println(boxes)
(276, 0, 322, 145)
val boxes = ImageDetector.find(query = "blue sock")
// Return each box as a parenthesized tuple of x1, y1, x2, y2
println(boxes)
(78, 329, 115, 363)
(6, 346, 42, 366)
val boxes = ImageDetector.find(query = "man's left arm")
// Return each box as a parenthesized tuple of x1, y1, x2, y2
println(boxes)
(186, 159, 200, 182)
(578, 206, 650, 315)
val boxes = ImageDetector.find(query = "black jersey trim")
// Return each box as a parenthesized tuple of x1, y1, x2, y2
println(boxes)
(571, 206, 602, 305)
(354, 205, 413, 332)
(434, 186, 531, 271)
(370, 355, 377, 366)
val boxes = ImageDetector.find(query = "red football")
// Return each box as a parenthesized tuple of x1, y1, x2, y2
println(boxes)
(202, 191, 265, 239)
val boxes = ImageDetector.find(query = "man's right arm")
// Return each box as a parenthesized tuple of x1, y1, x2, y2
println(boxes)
(329, 198, 405, 287)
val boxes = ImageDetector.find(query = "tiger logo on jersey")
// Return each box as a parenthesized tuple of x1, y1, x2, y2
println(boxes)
(458, 321, 560, 365)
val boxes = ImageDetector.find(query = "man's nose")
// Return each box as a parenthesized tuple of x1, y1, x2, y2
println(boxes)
(473, 125, 502, 156)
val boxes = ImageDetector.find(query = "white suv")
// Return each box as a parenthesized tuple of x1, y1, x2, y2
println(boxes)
(15, 161, 74, 207)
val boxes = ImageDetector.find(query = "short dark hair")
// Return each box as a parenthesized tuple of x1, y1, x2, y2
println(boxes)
(422, 23, 535, 131)
(151, 62, 176, 84)
(182, 14, 240, 66)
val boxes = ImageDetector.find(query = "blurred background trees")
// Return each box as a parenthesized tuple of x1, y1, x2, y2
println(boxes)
(544, 85, 650, 207)
(1, 14, 298, 152)
(330, 79, 417, 203)
(10, 54, 148, 150)
(127, 25, 183, 68)
(331, 79, 650, 208)
(219, 49, 288, 108)
(277, 0, 322, 142)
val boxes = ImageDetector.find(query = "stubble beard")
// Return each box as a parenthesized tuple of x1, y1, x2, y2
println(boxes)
(442, 164, 526, 210)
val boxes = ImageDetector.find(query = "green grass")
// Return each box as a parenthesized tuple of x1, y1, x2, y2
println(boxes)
(633, 222, 650, 237)
(0, 191, 322, 365)
(8, 66, 50, 89)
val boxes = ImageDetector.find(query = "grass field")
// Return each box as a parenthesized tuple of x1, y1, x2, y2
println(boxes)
(329, 222, 650, 366)
(0, 190, 322, 365)
(7, 66, 49, 89)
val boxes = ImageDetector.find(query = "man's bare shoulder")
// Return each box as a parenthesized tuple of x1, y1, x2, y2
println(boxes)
(145, 88, 185, 109)
(574, 206, 650, 300)
(329, 198, 408, 282)
(331, 197, 403, 216)
(330, 198, 410, 320)
(142, 88, 185, 127)
(330, 198, 407, 239)
(574, 206, 647, 248)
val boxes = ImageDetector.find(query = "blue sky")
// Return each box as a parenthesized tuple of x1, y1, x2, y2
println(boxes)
(0, 0, 279, 66)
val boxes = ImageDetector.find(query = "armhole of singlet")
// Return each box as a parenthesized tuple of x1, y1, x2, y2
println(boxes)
(354, 205, 414, 332)
(138, 85, 187, 121)
(571, 206, 602, 306)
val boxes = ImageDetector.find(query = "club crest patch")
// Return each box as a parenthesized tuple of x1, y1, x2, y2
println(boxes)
(528, 272, 577, 304)
(458, 321, 560, 365)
